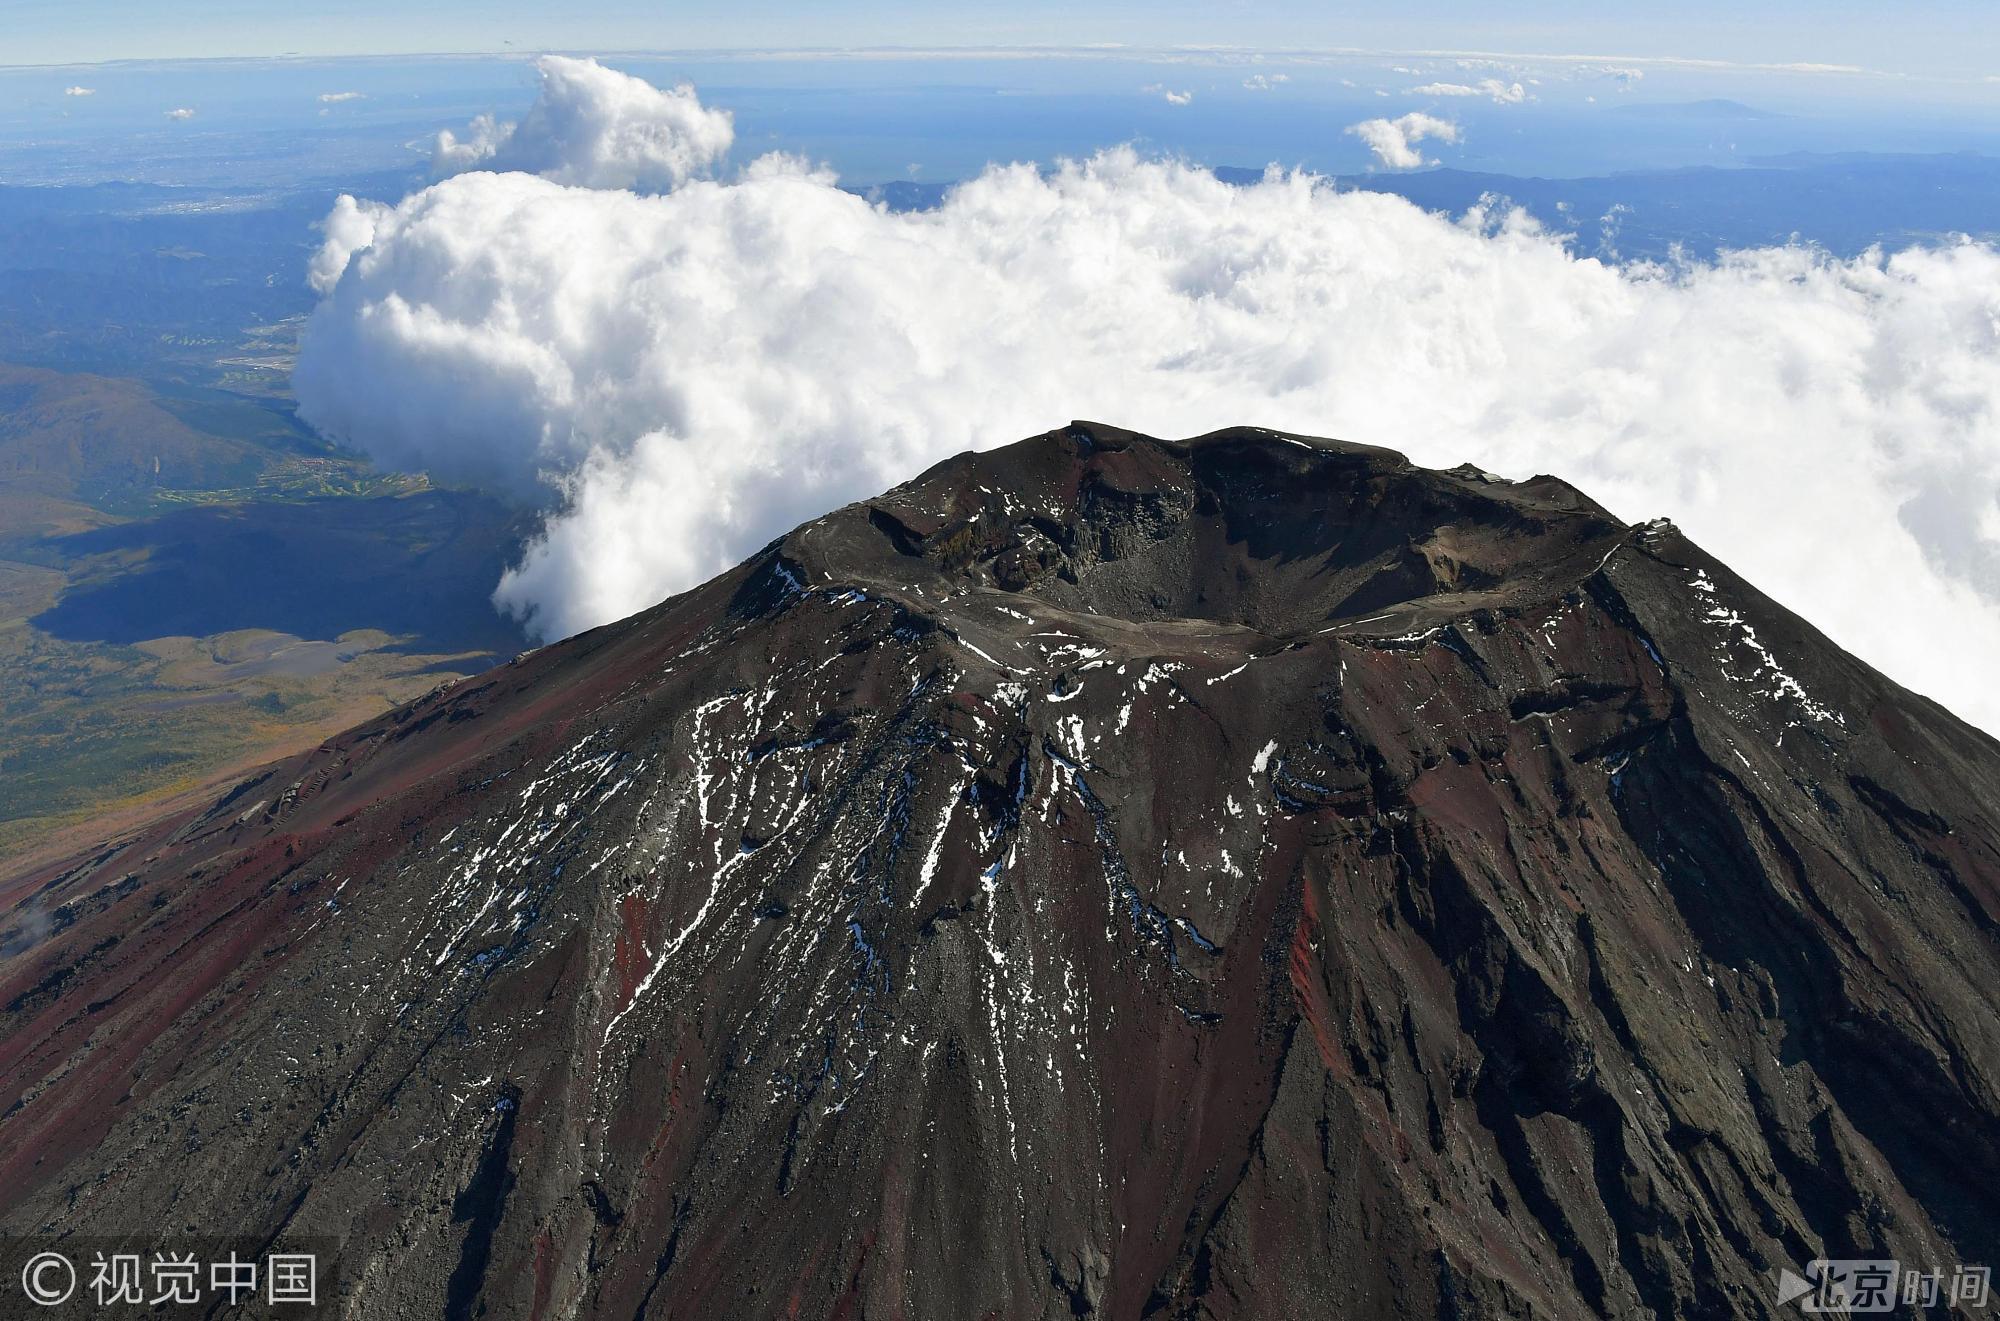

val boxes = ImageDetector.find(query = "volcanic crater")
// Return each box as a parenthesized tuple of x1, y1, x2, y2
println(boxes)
(1, 421, 1996, 1320)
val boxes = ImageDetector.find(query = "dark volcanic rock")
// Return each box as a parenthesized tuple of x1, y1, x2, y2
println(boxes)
(2, 422, 1997, 1319)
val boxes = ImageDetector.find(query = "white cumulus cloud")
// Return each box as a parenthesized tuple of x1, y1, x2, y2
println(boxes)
(306, 193, 390, 296)
(1347, 112, 1460, 168)
(318, 91, 365, 104)
(1242, 74, 1289, 91)
(1411, 79, 1529, 104)
(295, 73, 2000, 736)
(164, 107, 195, 120)
(63, 86, 93, 97)
(431, 55, 732, 192)
(1142, 84, 1193, 106)
(1583, 65, 1646, 87)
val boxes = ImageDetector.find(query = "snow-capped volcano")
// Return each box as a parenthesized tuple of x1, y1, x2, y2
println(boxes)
(3, 422, 1996, 1318)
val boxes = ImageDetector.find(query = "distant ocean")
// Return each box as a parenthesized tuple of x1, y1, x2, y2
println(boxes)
(5, 53, 2000, 187)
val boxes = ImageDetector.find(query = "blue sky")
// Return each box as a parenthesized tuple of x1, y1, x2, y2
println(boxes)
(6, 0, 2000, 82)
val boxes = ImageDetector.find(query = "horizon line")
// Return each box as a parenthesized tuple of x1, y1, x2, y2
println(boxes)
(0, 42, 1910, 82)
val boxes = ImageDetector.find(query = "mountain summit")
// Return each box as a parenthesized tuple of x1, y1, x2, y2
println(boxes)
(3, 423, 1996, 1318)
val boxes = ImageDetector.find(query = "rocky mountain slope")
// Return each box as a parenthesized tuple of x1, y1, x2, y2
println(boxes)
(2, 422, 1996, 1319)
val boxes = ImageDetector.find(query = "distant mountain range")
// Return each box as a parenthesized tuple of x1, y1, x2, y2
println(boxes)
(1610, 98, 1784, 119)
(851, 151, 2000, 261)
